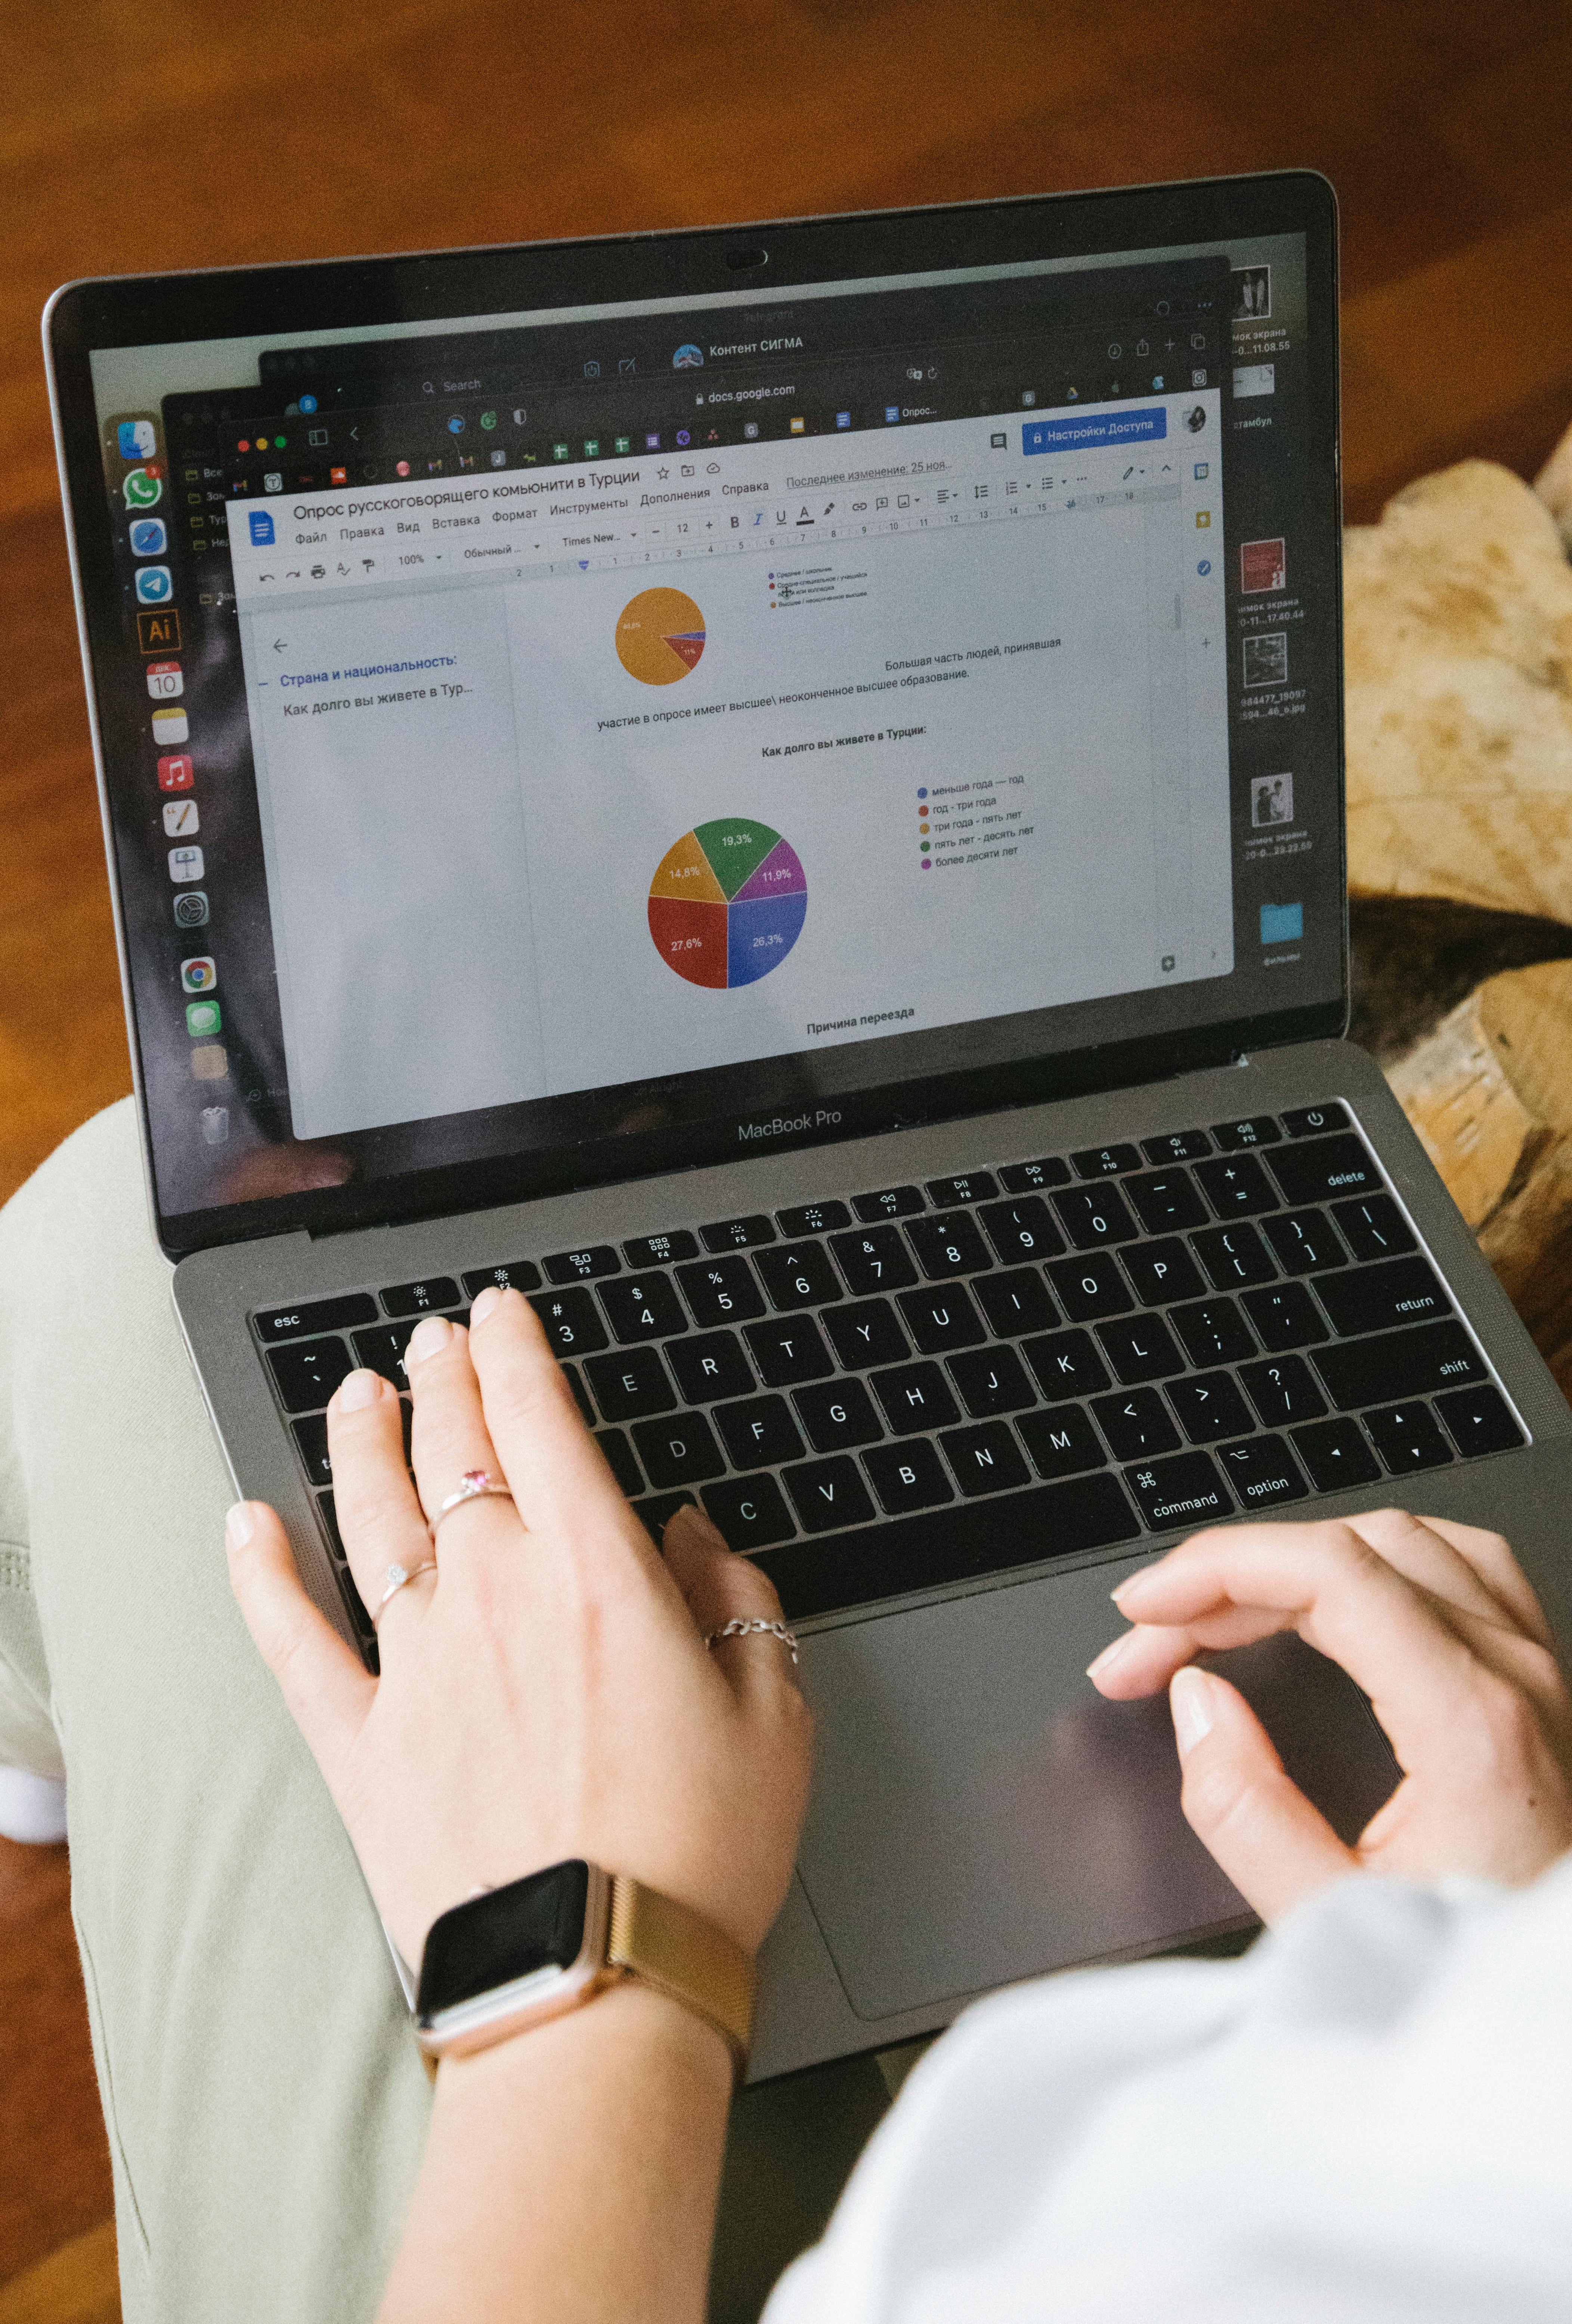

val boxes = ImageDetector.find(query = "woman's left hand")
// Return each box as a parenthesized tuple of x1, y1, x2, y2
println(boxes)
(224, 1287, 813, 1971)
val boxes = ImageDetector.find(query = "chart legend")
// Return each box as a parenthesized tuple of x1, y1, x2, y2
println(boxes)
(615, 586, 707, 685)
(648, 819, 807, 989)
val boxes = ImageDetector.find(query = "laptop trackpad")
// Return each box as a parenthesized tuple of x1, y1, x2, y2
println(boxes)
(793, 1563, 1399, 2023)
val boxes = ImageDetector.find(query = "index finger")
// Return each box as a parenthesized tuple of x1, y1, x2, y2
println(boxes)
(1402, 1512, 1557, 1652)
(463, 1285, 659, 1554)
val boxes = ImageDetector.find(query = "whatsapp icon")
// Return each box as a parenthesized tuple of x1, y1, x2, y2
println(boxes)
(123, 467, 162, 509)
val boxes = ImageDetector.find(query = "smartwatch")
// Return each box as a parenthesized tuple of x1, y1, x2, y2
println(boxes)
(414, 1860, 756, 2075)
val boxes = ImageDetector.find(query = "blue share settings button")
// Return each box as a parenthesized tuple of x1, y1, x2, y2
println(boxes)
(1022, 408, 1168, 454)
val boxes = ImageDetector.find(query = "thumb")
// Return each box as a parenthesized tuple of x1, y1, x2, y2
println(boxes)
(226, 1502, 374, 1780)
(1171, 1665, 1356, 1924)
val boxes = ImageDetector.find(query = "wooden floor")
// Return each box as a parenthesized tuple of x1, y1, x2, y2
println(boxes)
(3, 0, 1571, 2308)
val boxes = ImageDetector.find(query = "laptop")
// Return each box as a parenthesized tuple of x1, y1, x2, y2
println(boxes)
(45, 170, 1572, 2079)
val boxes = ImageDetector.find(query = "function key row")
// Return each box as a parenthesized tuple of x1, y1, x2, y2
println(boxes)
(255, 1105, 1360, 1338)
(265, 1186, 1421, 1422)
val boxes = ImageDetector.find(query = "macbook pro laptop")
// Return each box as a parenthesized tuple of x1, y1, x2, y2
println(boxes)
(46, 170, 1572, 2078)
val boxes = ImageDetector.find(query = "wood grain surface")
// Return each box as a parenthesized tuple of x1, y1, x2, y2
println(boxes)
(0, 1843, 114, 2293)
(2, 1, 1570, 2311)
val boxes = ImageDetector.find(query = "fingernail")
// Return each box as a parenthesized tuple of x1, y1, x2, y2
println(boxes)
(335, 1367, 384, 1411)
(1111, 1564, 1155, 1604)
(1085, 1634, 1131, 1681)
(225, 1502, 256, 1550)
(406, 1315, 454, 1365)
(1170, 1667, 1217, 1757)
(470, 1285, 504, 1326)
(662, 1502, 722, 1548)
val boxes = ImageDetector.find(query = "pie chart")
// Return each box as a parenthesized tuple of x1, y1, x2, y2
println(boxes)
(616, 586, 707, 685)
(649, 819, 807, 989)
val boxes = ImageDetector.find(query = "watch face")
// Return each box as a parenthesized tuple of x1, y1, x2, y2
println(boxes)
(417, 1859, 591, 2021)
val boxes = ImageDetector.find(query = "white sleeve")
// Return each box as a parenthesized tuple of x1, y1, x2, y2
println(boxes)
(762, 1858, 1572, 2324)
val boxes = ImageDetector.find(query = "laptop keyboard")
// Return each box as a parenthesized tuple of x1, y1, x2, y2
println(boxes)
(252, 1102, 1527, 1647)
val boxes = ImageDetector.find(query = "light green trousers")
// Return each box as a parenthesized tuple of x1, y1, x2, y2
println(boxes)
(0, 1101, 886, 2322)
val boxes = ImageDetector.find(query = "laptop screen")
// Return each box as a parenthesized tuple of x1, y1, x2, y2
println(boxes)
(54, 180, 1342, 1252)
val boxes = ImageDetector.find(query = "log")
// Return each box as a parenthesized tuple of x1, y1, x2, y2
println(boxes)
(1536, 417, 1572, 559)
(1387, 958, 1572, 1396)
(1344, 460, 1572, 925)
(1350, 895, 1572, 1068)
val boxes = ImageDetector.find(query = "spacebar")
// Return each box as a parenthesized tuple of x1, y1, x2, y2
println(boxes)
(751, 1472, 1142, 1622)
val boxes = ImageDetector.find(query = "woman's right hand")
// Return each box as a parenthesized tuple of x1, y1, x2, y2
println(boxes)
(1088, 1508, 1572, 1923)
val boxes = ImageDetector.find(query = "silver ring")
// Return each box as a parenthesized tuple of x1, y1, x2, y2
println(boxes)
(373, 1559, 437, 1628)
(706, 1618, 799, 1666)
(433, 1469, 517, 1534)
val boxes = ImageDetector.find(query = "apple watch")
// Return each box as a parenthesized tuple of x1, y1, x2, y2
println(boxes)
(414, 1859, 756, 2075)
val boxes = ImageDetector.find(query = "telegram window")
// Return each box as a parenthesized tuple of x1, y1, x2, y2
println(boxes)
(88, 231, 1331, 1223)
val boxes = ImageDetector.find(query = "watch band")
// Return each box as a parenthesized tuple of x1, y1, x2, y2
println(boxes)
(607, 1874, 756, 2074)
(411, 1861, 756, 2076)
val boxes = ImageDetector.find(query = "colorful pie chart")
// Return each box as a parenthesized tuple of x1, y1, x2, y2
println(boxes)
(616, 586, 707, 685)
(649, 819, 807, 989)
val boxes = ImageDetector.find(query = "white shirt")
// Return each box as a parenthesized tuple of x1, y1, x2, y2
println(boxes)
(764, 1858, 1572, 2321)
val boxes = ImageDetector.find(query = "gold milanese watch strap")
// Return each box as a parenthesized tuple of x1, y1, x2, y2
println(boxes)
(606, 1875, 757, 2074)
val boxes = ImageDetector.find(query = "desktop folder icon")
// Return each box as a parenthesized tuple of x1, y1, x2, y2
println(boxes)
(1260, 902, 1304, 945)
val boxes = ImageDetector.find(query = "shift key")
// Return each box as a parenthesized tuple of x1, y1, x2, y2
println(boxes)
(1312, 1320, 1484, 1410)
